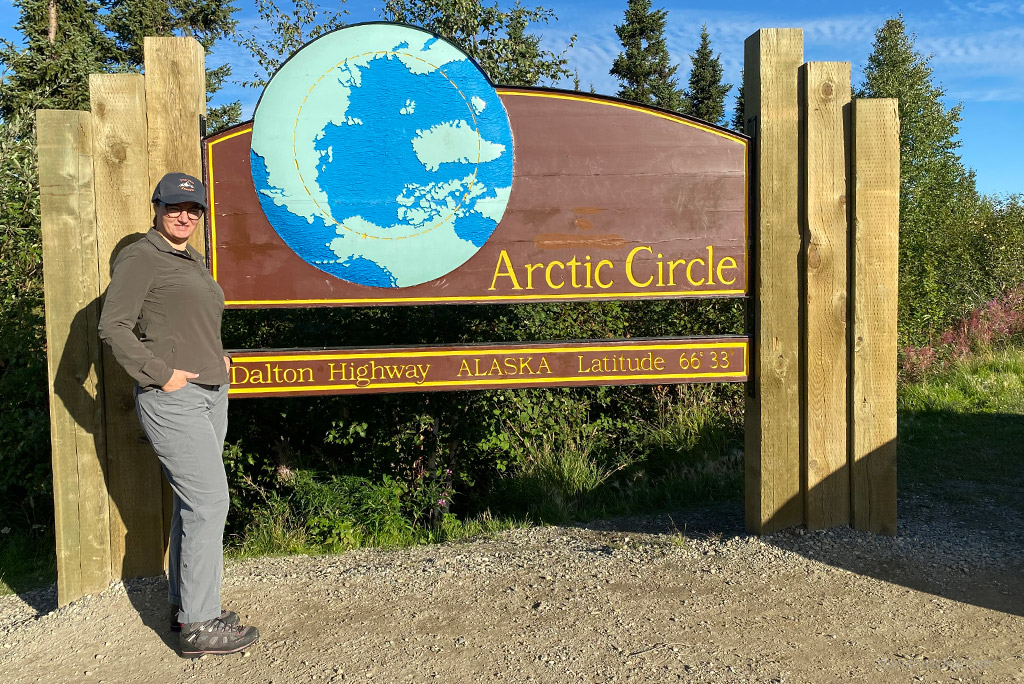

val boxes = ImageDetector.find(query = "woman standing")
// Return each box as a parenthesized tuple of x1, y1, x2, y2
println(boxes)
(98, 172, 260, 657)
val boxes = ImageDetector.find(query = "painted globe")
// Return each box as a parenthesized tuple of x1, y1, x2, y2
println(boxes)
(250, 23, 515, 288)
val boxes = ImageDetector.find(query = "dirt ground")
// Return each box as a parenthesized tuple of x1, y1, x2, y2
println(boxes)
(1, 498, 1021, 683)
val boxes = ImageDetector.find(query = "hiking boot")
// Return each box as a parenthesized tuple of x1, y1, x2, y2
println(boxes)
(170, 605, 239, 632)
(179, 617, 259, 657)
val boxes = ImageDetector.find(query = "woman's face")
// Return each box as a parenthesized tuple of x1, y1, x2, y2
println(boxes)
(154, 201, 204, 248)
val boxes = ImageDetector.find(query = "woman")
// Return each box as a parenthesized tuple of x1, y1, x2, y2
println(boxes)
(98, 172, 259, 657)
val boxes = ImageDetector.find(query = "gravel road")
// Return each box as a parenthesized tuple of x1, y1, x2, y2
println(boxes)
(1, 496, 1021, 683)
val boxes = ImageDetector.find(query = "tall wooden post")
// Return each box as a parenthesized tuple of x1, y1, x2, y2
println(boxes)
(38, 110, 111, 604)
(801, 63, 852, 529)
(744, 29, 805, 533)
(850, 99, 900, 535)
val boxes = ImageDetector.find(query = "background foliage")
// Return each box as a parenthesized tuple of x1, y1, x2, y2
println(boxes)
(0, 2, 1022, 560)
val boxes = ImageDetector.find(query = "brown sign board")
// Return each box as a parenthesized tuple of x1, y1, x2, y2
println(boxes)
(205, 88, 748, 308)
(227, 337, 748, 398)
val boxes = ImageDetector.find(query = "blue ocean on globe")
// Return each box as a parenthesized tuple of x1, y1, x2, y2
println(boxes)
(249, 26, 515, 288)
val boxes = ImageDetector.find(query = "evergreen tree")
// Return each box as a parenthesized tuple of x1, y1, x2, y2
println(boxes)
(682, 24, 730, 125)
(103, 0, 242, 133)
(382, 0, 575, 87)
(858, 16, 985, 344)
(609, 0, 683, 111)
(0, 0, 114, 116)
(730, 67, 744, 132)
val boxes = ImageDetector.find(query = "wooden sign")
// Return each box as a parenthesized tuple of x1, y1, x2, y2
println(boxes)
(227, 337, 748, 398)
(204, 23, 749, 308)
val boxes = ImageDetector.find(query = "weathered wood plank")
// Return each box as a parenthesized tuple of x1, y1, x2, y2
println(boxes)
(743, 29, 804, 533)
(90, 73, 167, 578)
(802, 62, 851, 530)
(37, 109, 111, 604)
(850, 99, 900, 535)
(143, 36, 206, 254)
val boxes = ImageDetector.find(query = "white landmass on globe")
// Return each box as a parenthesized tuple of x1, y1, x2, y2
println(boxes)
(411, 120, 506, 172)
(400, 99, 415, 115)
(252, 26, 470, 227)
(471, 96, 486, 114)
(327, 214, 478, 286)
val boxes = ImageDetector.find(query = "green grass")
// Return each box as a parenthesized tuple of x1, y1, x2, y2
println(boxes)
(897, 342, 1024, 510)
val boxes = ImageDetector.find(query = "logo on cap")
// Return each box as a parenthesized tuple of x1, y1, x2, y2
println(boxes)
(178, 178, 196, 192)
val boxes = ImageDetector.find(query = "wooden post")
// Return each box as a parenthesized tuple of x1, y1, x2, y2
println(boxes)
(143, 36, 206, 255)
(37, 110, 111, 605)
(743, 29, 804, 533)
(801, 62, 852, 529)
(850, 99, 899, 535)
(90, 73, 166, 578)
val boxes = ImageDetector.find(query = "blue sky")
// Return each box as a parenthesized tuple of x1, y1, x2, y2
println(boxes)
(2, 0, 1022, 196)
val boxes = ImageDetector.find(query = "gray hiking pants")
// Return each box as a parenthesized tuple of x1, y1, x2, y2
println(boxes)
(135, 382, 230, 625)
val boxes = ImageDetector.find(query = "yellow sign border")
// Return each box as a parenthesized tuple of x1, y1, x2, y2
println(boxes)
(206, 90, 750, 305)
(228, 340, 749, 396)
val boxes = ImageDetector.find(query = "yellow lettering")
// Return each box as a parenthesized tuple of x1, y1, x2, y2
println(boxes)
(626, 246, 653, 287)
(668, 259, 686, 286)
(706, 245, 715, 285)
(489, 250, 522, 290)
(567, 256, 582, 288)
(717, 256, 738, 285)
(545, 261, 565, 290)
(594, 260, 614, 288)
(525, 263, 544, 290)
(457, 360, 472, 377)
(686, 258, 706, 286)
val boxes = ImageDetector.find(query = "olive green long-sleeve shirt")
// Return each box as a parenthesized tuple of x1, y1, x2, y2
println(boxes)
(98, 229, 230, 388)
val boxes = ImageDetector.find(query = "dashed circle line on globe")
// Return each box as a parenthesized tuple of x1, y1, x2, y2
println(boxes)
(291, 50, 488, 244)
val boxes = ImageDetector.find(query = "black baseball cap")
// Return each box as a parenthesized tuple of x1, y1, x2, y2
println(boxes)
(152, 172, 208, 210)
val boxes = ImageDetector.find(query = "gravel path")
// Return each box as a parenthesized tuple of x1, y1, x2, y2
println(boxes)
(1, 497, 1021, 683)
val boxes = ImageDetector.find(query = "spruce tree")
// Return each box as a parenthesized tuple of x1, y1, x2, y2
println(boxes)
(730, 68, 744, 132)
(0, 0, 113, 116)
(382, 0, 575, 87)
(609, 0, 683, 111)
(682, 24, 730, 125)
(859, 16, 985, 344)
(103, 0, 242, 132)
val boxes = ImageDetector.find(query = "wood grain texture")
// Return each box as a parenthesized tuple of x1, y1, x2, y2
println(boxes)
(143, 36, 205, 254)
(37, 109, 111, 605)
(801, 63, 851, 530)
(743, 29, 804, 534)
(850, 99, 899, 535)
(90, 74, 167, 578)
